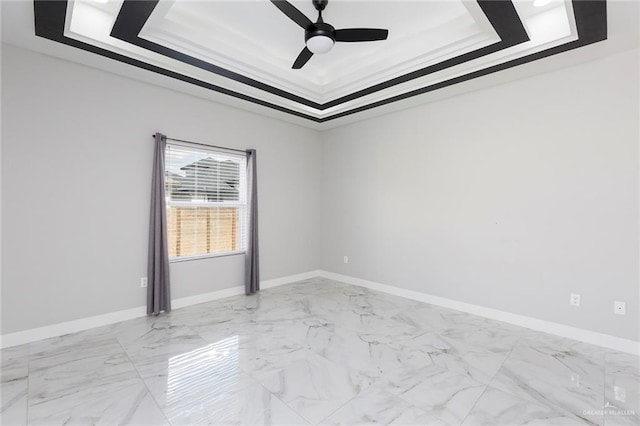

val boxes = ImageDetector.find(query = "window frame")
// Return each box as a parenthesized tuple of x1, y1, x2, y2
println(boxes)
(164, 142, 247, 262)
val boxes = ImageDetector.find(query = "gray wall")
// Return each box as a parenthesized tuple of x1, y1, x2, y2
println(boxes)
(1, 44, 322, 334)
(320, 49, 639, 341)
(2, 42, 638, 343)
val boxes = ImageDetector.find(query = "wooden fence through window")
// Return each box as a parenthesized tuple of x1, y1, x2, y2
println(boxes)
(167, 206, 238, 257)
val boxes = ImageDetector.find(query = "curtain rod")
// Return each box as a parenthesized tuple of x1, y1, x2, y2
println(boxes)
(152, 134, 247, 154)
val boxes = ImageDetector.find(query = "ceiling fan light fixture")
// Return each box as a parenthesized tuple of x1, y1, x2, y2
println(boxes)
(271, 0, 388, 68)
(306, 35, 335, 54)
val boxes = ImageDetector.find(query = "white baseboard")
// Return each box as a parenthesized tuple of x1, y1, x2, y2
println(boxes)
(261, 270, 323, 289)
(4, 269, 638, 356)
(172, 270, 322, 310)
(318, 271, 640, 356)
(171, 286, 245, 310)
(0, 271, 318, 349)
(0, 306, 147, 350)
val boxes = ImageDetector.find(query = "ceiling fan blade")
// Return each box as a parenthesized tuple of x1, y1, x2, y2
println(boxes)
(270, 0, 313, 29)
(334, 28, 389, 42)
(292, 47, 313, 69)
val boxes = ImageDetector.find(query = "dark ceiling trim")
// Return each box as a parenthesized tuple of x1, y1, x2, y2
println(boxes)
(323, 0, 607, 122)
(32, 0, 321, 122)
(32, 0, 607, 124)
(110, 0, 317, 109)
(324, 0, 529, 108)
(109, 0, 528, 110)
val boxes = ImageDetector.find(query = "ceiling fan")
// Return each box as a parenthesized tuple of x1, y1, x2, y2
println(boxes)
(270, 0, 389, 69)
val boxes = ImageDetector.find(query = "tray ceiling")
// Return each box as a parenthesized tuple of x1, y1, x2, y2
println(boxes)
(30, 0, 606, 124)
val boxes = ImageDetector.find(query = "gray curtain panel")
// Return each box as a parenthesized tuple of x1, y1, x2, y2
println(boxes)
(147, 133, 171, 315)
(245, 149, 260, 295)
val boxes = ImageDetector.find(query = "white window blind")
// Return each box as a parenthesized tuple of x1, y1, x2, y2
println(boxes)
(164, 143, 247, 260)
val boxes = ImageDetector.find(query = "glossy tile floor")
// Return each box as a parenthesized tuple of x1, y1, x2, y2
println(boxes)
(1, 278, 638, 425)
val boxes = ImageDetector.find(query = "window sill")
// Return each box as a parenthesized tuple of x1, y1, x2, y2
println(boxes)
(169, 250, 245, 263)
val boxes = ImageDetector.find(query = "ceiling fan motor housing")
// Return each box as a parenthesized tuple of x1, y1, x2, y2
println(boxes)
(305, 22, 335, 43)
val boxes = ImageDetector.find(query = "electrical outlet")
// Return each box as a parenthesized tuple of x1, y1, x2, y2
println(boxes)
(343, 256, 349, 264)
(140, 277, 148, 288)
(570, 293, 581, 307)
(614, 301, 626, 315)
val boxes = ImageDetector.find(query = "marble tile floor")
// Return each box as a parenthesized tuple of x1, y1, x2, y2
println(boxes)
(1, 277, 638, 425)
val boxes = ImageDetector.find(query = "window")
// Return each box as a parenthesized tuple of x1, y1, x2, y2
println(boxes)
(165, 143, 247, 260)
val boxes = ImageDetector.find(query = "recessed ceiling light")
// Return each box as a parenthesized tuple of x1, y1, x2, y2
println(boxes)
(93, 0, 109, 3)
(533, 0, 554, 7)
